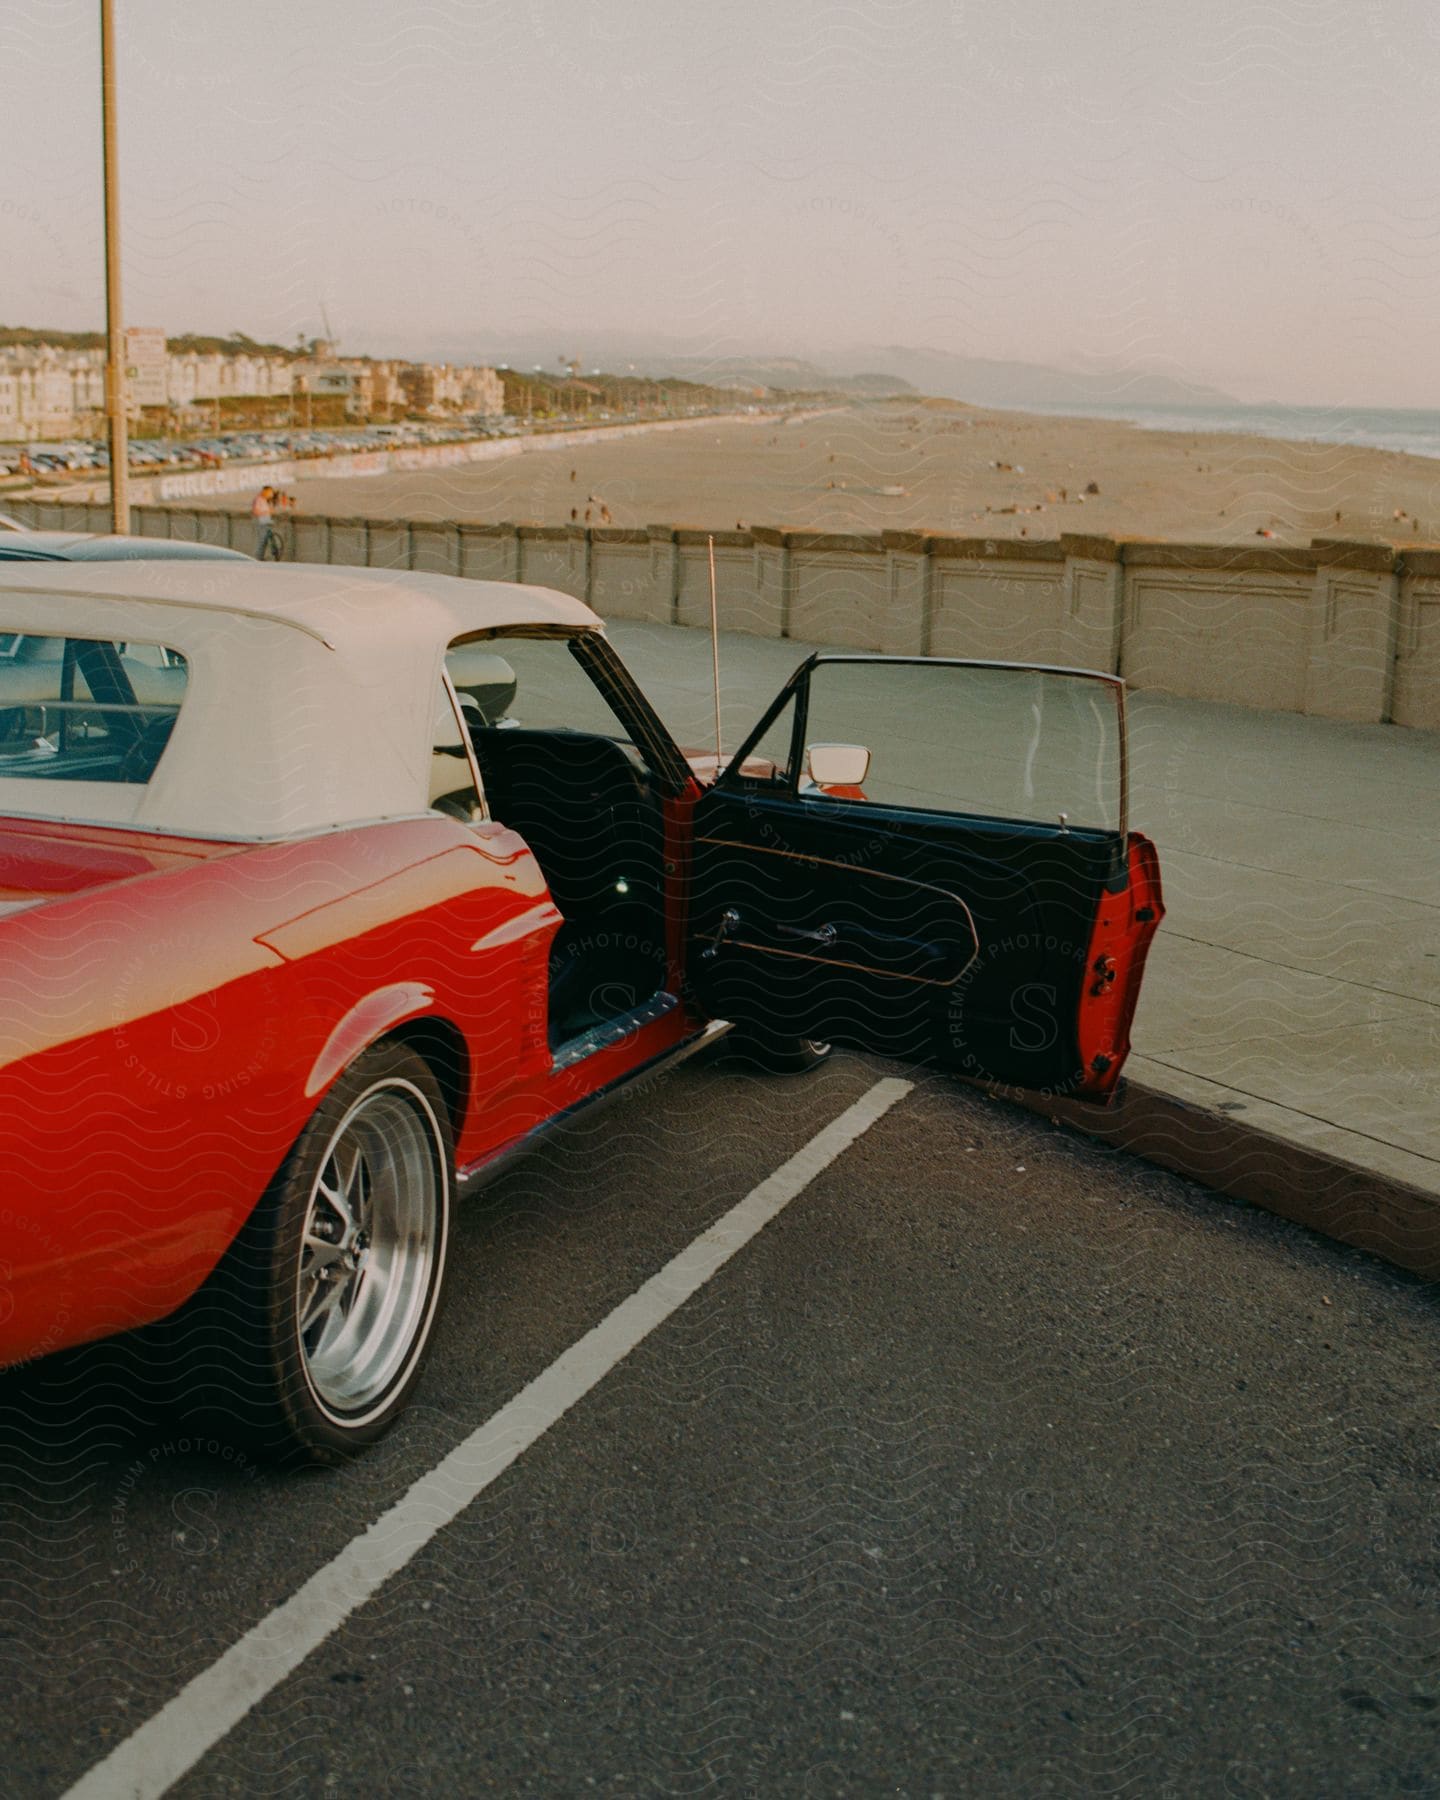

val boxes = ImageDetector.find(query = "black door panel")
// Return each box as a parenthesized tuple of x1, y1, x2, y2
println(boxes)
(694, 834, 978, 984)
(691, 787, 1123, 1091)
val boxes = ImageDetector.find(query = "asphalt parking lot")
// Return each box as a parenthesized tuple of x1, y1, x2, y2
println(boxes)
(2, 1048, 1438, 1799)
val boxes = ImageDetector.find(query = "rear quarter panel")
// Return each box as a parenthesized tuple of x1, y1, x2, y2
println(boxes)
(0, 816, 555, 1364)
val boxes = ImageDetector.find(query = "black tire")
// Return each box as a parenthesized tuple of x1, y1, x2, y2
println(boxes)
(173, 1042, 453, 1465)
(725, 1027, 833, 1074)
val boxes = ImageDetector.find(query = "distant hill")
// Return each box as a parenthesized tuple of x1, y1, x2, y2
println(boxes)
(647, 354, 912, 397)
(439, 337, 1235, 408)
(494, 366, 739, 414)
(816, 345, 1238, 409)
(355, 327, 1243, 409)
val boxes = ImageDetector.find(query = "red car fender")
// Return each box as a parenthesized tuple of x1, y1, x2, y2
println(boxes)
(303, 980, 439, 1099)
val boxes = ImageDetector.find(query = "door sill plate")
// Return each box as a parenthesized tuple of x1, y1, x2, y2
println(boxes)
(551, 991, 679, 1071)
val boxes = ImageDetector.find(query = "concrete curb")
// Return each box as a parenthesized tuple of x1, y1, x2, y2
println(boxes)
(987, 1078, 1440, 1282)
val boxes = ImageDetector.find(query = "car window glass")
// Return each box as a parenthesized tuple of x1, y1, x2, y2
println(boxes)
(0, 633, 187, 786)
(445, 635, 634, 743)
(796, 660, 1122, 832)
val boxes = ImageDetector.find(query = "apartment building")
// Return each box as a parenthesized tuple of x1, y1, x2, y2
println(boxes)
(1, 336, 506, 438)
(0, 349, 106, 439)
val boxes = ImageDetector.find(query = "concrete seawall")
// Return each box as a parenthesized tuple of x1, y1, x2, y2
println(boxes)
(9, 499, 1439, 731)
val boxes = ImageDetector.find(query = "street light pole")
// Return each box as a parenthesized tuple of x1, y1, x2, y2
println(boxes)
(100, 0, 129, 533)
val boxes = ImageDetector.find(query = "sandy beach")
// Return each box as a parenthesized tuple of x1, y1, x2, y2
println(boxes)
(185, 399, 1440, 547)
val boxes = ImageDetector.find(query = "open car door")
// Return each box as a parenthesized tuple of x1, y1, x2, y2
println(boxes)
(688, 656, 1163, 1101)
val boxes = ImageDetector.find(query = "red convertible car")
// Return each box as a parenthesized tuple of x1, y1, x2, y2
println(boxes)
(0, 563, 1162, 1461)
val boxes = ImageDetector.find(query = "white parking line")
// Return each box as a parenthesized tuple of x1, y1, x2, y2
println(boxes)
(64, 1076, 914, 1800)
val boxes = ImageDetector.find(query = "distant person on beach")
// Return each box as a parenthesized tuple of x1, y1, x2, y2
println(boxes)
(251, 486, 278, 559)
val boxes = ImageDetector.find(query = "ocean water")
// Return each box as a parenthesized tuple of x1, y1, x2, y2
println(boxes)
(1026, 401, 1440, 462)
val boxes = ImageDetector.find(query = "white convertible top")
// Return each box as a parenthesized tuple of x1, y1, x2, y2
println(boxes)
(0, 563, 602, 840)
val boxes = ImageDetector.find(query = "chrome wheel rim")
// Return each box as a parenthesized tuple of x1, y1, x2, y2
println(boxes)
(296, 1080, 442, 1419)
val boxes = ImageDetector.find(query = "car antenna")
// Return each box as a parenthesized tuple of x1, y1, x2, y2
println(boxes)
(708, 533, 723, 778)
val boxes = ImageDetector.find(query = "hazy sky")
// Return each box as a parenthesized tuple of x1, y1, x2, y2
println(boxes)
(3, 0, 1440, 404)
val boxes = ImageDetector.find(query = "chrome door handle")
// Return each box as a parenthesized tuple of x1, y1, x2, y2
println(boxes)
(777, 922, 837, 947)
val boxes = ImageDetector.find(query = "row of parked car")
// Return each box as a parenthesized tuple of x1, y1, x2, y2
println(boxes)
(0, 417, 506, 481)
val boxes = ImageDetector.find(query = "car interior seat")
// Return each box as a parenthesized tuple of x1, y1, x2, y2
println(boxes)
(468, 725, 668, 1045)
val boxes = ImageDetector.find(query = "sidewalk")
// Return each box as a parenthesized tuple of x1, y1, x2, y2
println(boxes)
(609, 621, 1440, 1207)
(1124, 693, 1439, 1195)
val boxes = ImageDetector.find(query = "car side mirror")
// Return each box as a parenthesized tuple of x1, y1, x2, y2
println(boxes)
(805, 742, 871, 790)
